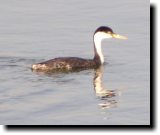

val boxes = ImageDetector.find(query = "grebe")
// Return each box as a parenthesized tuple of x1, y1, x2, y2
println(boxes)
(31, 26, 127, 72)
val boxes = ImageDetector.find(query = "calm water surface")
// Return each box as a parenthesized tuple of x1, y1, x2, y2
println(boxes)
(0, 0, 150, 125)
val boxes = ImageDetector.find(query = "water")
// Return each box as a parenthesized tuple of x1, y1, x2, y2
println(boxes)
(0, 0, 150, 125)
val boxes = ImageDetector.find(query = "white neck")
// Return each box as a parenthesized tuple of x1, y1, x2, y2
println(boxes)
(93, 32, 112, 64)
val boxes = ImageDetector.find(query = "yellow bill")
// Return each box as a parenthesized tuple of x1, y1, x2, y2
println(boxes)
(112, 33, 128, 39)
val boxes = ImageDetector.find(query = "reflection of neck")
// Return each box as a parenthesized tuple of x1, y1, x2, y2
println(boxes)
(93, 66, 117, 109)
(93, 66, 115, 98)
(94, 66, 104, 94)
(93, 33, 104, 64)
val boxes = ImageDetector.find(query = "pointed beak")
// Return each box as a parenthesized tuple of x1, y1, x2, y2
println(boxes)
(112, 33, 128, 39)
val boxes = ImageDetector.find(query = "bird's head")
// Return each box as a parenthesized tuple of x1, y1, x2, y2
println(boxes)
(94, 26, 127, 41)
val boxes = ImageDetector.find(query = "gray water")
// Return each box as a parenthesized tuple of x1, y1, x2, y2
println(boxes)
(0, 0, 150, 125)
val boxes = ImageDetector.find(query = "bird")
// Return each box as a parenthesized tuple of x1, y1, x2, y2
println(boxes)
(31, 26, 127, 72)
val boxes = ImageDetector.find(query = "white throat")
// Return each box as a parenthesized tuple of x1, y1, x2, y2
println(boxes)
(94, 32, 112, 64)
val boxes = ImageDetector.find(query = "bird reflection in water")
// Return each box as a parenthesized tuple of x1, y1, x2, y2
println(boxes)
(93, 66, 118, 109)
(32, 64, 120, 110)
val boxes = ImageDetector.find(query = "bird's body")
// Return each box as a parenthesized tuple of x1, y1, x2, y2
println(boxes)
(32, 57, 99, 72)
(31, 26, 127, 72)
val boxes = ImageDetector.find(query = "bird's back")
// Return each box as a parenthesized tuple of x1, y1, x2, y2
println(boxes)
(31, 57, 97, 72)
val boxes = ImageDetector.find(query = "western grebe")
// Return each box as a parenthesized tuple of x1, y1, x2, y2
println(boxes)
(31, 26, 127, 72)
